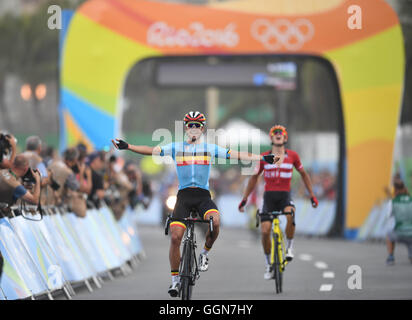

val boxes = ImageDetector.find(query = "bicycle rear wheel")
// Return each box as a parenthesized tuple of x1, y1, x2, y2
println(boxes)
(272, 234, 282, 294)
(181, 241, 193, 300)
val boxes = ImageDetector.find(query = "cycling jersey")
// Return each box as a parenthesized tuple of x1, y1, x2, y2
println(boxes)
(255, 149, 303, 192)
(159, 142, 231, 190)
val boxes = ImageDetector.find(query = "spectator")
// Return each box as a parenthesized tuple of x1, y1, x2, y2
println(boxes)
(87, 151, 106, 209)
(23, 136, 49, 185)
(0, 132, 17, 169)
(46, 148, 87, 217)
(386, 180, 412, 265)
(0, 154, 41, 206)
(107, 155, 133, 220)
(41, 145, 58, 168)
(76, 144, 93, 196)
(124, 162, 144, 209)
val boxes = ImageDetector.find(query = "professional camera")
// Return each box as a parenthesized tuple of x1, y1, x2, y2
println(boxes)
(0, 133, 12, 163)
(22, 168, 38, 185)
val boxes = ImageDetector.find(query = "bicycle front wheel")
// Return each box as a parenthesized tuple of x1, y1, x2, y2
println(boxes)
(181, 242, 193, 300)
(273, 234, 282, 294)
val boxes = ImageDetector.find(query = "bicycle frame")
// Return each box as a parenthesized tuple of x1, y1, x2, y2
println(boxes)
(256, 210, 291, 293)
(271, 216, 287, 272)
(165, 212, 213, 300)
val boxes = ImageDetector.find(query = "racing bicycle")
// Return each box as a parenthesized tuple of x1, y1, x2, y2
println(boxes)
(256, 210, 292, 294)
(165, 209, 213, 300)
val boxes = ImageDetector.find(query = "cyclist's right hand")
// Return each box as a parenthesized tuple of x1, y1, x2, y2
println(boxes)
(112, 138, 129, 150)
(238, 197, 247, 212)
(262, 154, 280, 164)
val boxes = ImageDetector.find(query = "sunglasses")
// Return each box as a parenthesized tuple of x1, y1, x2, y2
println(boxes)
(273, 129, 284, 135)
(186, 122, 203, 128)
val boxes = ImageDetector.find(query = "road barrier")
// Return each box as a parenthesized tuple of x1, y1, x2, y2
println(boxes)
(357, 200, 392, 241)
(217, 195, 336, 236)
(0, 205, 144, 300)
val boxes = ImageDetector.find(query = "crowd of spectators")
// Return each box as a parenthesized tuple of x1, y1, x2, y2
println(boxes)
(0, 131, 155, 281)
(0, 132, 152, 220)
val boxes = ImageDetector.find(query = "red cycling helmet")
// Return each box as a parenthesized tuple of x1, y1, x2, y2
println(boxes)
(183, 111, 206, 126)
(269, 125, 288, 140)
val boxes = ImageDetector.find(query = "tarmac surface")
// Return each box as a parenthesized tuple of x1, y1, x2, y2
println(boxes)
(68, 224, 412, 300)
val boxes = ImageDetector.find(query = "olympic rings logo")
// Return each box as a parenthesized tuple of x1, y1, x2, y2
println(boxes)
(251, 19, 315, 51)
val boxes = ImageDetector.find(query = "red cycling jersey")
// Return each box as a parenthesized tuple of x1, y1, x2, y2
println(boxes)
(255, 149, 303, 192)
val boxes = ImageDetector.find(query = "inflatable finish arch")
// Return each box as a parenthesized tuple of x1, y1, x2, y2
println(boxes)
(60, 0, 404, 236)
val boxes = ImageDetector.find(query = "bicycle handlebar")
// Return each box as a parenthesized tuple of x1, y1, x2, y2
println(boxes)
(165, 215, 214, 235)
(255, 210, 292, 228)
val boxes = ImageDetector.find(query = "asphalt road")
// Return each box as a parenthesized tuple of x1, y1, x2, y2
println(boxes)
(69, 224, 412, 300)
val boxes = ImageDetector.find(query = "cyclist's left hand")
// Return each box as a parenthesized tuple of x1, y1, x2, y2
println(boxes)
(310, 196, 318, 208)
(112, 138, 129, 150)
(238, 198, 247, 212)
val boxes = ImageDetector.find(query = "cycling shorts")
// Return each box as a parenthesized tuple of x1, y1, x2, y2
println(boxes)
(261, 191, 295, 223)
(171, 188, 219, 229)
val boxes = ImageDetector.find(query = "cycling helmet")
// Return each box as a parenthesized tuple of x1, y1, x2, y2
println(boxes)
(269, 125, 288, 140)
(183, 111, 206, 126)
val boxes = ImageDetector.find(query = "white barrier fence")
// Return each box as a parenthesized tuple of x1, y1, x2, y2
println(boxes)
(0, 205, 144, 300)
(357, 200, 392, 241)
(217, 195, 336, 236)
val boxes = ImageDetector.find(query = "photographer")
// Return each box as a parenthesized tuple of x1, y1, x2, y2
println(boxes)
(23, 136, 50, 187)
(0, 154, 41, 206)
(46, 148, 87, 217)
(0, 133, 17, 169)
(87, 151, 106, 209)
(106, 155, 133, 220)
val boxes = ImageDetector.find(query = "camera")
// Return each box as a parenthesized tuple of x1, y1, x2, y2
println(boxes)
(0, 133, 12, 163)
(22, 168, 38, 185)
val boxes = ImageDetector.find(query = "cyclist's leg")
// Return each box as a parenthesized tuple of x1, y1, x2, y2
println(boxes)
(169, 190, 190, 281)
(261, 192, 278, 272)
(200, 200, 220, 252)
(261, 219, 273, 279)
(282, 194, 296, 260)
(284, 205, 296, 240)
(169, 224, 186, 272)
(261, 220, 272, 256)
(197, 197, 220, 272)
(168, 223, 186, 296)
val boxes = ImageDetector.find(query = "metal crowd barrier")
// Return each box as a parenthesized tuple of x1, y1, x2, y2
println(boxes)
(216, 195, 336, 236)
(0, 203, 145, 300)
(356, 200, 392, 241)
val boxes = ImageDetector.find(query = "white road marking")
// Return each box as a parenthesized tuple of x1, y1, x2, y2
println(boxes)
(323, 271, 335, 278)
(319, 284, 333, 291)
(298, 254, 313, 261)
(315, 261, 328, 269)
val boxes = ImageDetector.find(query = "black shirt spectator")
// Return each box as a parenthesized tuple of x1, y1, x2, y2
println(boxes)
(87, 151, 105, 208)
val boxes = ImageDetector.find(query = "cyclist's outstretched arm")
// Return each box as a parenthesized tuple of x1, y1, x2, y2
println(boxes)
(128, 144, 161, 156)
(230, 150, 280, 163)
(112, 139, 161, 156)
(297, 167, 318, 208)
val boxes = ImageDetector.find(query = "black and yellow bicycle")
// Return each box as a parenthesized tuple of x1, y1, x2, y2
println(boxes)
(256, 210, 292, 294)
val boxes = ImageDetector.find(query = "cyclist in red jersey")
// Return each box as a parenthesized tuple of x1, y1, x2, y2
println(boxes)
(238, 125, 318, 280)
